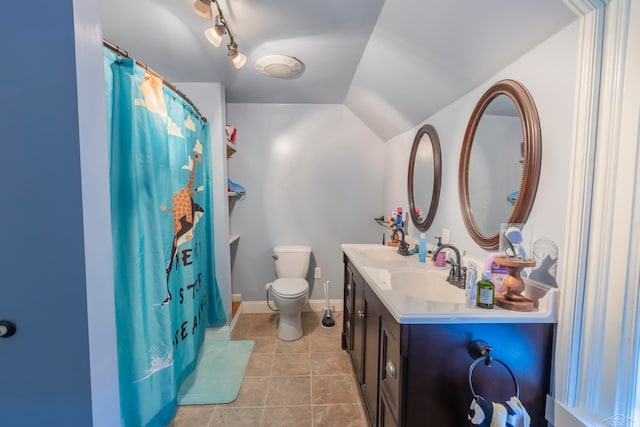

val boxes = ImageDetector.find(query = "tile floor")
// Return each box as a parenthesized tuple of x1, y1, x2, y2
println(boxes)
(170, 311, 368, 427)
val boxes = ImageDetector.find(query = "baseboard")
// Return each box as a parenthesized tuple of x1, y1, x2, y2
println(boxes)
(241, 298, 344, 314)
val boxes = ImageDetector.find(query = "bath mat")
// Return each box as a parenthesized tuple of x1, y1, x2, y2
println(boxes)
(178, 339, 255, 405)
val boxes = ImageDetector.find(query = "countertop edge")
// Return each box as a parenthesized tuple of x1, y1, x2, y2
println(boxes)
(342, 244, 559, 325)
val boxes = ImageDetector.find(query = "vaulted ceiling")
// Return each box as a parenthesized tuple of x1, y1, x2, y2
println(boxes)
(101, 0, 578, 141)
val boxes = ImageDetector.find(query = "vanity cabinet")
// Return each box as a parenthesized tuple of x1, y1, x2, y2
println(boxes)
(343, 262, 382, 425)
(342, 254, 554, 427)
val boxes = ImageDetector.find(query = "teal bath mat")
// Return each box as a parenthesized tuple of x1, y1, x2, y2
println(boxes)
(178, 339, 255, 405)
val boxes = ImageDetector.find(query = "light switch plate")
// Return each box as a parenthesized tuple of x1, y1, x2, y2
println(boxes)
(314, 267, 321, 279)
(442, 229, 450, 244)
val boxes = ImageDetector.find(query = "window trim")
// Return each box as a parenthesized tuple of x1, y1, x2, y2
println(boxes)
(552, 0, 640, 424)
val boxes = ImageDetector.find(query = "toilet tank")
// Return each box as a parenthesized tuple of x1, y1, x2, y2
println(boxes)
(273, 245, 312, 278)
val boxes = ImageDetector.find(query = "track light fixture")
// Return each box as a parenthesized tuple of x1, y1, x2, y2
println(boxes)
(204, 15, 226, 47)
(228, 42, 247, 69)
(192, 0, 213, 20)
(193, 0, 246, 69)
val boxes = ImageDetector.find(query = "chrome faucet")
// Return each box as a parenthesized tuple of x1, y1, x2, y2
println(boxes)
(432, 244, 465, 287)
(395, 227, 410, 256)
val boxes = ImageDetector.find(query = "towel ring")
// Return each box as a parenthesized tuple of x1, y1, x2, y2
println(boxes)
(468, 357, 520, 399)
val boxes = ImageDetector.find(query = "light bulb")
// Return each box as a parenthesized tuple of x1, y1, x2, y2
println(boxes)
(231, 51, 247, 69)
(192, 0, 212, 20)
(204, 27, 223, 47)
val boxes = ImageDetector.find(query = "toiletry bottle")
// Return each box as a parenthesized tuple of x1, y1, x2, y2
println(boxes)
(485, 252, 508, 293)
(396, 207, 403, 227)
(465, 264, 477, 308)
(418, 233, 427, 263)
(476, 271, 495, 309)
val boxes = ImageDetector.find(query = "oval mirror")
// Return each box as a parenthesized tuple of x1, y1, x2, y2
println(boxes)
(408, 124, 442, 232)
(458, 79, 541, 249)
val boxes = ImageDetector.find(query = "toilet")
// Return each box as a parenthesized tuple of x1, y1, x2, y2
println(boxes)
(268, 245, 311, 341)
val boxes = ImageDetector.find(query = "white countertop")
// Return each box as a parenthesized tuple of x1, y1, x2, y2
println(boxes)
(342, 243, 559, 324)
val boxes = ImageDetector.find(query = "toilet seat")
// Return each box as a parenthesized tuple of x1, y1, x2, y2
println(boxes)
(272, 278, 308, 298)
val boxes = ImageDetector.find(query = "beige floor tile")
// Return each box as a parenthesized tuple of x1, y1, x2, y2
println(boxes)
(224, 312, 366, 426)
(220, 376, 269, 407)
(246, 322, 278, 337)
(251, 336, 277, 354)
(265, 376, 312, 406)
(275, 336, 310, 353)
(312, 375, 360, 405)
(261, 406, 313, 427)
(302, 312, 323, 334)
(313, 404, 367, 427)
(171, 404, 215, 427)
(311, 351, 353, 375)
(209, 407, 263, 427)
(231, 323, 252, 339)
(309, 330, 344, 353)
(272, 353, 311, 376)
(245, 353, 274, 377)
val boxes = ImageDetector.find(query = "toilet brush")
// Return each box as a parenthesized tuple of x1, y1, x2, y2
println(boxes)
(321, 281, 336, 328)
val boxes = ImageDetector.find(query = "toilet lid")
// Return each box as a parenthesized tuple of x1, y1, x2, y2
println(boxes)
(272, 278, 308, 298)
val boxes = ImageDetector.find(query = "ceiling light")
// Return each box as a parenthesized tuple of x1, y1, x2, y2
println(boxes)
(228, 43, 247, 69)
(198, 0, 245, 70)
(204, 16, 226, 47)
(192, 0, 212, 20)
(255, 55, 303, 78)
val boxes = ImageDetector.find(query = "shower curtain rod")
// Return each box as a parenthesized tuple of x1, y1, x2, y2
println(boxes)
(103, 39, 207, 122)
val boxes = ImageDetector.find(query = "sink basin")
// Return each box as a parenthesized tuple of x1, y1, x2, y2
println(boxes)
(388, 270, 465, 303)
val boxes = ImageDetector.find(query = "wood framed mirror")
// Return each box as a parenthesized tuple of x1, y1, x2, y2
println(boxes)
(458, 79, 541, 250)
(408, 124, 442, 232)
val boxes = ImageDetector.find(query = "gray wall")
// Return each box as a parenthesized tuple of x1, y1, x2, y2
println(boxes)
(383, 21, 580, 272)
(226, 104, 386, 301)
(0, 1, 100, 425)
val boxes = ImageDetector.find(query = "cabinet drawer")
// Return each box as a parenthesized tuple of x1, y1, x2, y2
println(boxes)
(380, 319, 401, 419)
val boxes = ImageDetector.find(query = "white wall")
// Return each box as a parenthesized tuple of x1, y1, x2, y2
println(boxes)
(226, 104, 386, 301)
(382, 21, 580, 271)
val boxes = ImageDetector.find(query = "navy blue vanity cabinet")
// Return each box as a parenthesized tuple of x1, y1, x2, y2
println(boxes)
(343, 254, 554, 427)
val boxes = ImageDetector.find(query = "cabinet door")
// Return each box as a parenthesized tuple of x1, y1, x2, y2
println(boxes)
(362, 289, 381, 427)
(379, 392, 399, 427)
(379, 319, 401, 424)
(350, 269, 365, 385)
(342, 267, 354, 352)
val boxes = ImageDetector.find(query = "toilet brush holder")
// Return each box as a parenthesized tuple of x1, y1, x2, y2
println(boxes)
(321, 281, 335, 328)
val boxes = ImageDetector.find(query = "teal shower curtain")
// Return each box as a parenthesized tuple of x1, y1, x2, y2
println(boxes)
(104, 49, 226, 427)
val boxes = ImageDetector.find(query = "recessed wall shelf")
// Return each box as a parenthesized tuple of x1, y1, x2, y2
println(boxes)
(226, 141, 237, 158)
(229, 233, 240, 245)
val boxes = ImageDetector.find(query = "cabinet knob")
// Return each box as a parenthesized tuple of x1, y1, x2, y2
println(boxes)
(386, 360, 396, 379)
(346, 320, 350, 330)
(346, 283, 352, 293)
(357, 310, 366, 318)
(0, 320, 17, 338)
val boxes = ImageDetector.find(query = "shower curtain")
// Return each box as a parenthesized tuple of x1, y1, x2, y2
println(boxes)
(104, 49, 227, 427)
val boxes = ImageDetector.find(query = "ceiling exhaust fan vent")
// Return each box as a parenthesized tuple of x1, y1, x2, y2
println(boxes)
(255, 55, 302, 78)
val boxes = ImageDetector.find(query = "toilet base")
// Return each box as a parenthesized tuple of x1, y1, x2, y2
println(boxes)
(278, 312, 303, 341)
